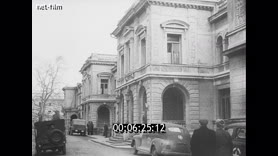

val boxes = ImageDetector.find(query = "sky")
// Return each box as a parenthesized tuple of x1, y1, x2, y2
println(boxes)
(32, 0, 137, 92)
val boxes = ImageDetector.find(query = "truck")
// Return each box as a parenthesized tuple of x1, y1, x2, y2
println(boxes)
(69, 119, 87, 136)
(34, 119, 66, 156)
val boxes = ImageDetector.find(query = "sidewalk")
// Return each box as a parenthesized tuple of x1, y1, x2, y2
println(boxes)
(87, 135, 132, 149)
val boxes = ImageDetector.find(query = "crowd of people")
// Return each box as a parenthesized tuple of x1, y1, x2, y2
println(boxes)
(190, 119, 233, 156)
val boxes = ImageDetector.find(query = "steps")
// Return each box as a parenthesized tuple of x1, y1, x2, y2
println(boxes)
(107, 133, 132, 146)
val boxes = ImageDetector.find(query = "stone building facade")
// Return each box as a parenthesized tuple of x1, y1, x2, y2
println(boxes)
(79, 54, 118, 130)
(111, 0, 246, 131)
(62, 84, 81, 132)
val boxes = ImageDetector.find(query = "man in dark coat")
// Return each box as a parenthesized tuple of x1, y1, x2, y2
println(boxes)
(87, 121, 94, 135)
(90, 122, 94, 135)
(215, 119, 233, 156)
(190, 119, 216, 156)
(103, 123, 108, 138)
(87, 121, 91, 135)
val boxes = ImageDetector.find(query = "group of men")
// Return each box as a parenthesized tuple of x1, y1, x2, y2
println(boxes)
(87, 121, 109, 138)
(190, 119, 233, 156)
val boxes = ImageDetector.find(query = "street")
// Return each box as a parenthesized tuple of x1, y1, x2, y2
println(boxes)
(38, 135, 150, 156)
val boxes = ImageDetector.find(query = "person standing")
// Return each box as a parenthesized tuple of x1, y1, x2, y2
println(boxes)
(87, 121, 91, 135)
(103, 123, 108, 138)
(215, 119, 233, 156)
(142, 112, 147, 124)
(190, 119, 216, 156)
(90, 121, 94, 135)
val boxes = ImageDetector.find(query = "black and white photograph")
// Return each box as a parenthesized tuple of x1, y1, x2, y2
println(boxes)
(32, 0, 246, 156)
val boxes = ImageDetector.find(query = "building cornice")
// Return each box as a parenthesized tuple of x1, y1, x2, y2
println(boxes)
(62, 86, 77, 91)
(111, 0, 215, 37)
(208, 7, 227, 23)
(148, 0, 214, 11)
(223, 42, 246, 57)
(80, 60, 116, 72)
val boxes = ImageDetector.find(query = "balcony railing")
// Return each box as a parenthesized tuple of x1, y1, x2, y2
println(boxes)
(213, 61, 229, 73)
(82, 94, 116, 102)
(116, 62, 230, 87)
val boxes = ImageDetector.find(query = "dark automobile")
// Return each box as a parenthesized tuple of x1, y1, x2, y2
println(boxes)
(224, 120, 246, 156)
(69, 119, 86, 136)
(34, 119, 66, 156)
(131, 123, 191, 156)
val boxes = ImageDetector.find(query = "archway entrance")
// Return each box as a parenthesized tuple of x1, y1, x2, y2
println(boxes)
(139, 86, 147, 124)
(97, 106, 110, 127)
(162, 87, 184, 120)
(70, 114, 78, 121)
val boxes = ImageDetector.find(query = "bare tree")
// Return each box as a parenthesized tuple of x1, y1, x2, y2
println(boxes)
(33, 56, 64, 121)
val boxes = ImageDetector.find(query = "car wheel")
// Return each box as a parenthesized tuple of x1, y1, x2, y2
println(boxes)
(151, 146, 159, 156)
(49, 129, 64, 144)
(61, 144, 66, 155)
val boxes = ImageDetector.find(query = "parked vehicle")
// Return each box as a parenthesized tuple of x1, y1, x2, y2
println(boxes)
(69, 119, 86, 136)
(131, 123, 191, 156)
(224, 119, 246, 156)
(34, 119, 66, 156)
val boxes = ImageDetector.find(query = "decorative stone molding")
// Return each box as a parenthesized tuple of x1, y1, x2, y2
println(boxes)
(135, 25, 147, 36)
(125, 72, 135, 82)
(97, 72, 113, 78)
(148, 0, 214, 11)
(117, 44, 124, 51)
(208, 7, 227, 23)
(234, 0, 246, 28)
(123, 26, 134, 37)
(161, 19, 190, 31)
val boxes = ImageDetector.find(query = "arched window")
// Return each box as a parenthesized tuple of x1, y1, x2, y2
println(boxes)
(216, 36, 224, 64)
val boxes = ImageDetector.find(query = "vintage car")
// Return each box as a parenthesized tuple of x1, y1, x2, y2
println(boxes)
(69, 119, 87, 136)
(131, 123, 191, 156)
(34, 119, 66, 156)
(224, 120, 246, 156)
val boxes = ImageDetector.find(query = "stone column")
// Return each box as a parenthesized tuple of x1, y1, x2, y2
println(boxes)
(129, 38, 134, 71)
(124, 93, 129, 123)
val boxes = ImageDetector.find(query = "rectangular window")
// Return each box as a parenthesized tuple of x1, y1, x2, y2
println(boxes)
(100, 79, 108, 94)
(126, 43, 130, 72)
(141, 38, 146, 66)
(219, 88, 231, 119)
(167, 34, 181, 64)
(121, 54, 124, 77)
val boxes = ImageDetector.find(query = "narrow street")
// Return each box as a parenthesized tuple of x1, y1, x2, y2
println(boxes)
(38, 135, 149, 156)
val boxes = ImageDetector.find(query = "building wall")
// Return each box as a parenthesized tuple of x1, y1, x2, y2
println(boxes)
(90, 64, 115, 95)
(198, 80, 215, 129)
(150, 5, 213, 65)
(63, 88, 76, 109)
(229, 51, 246, 118)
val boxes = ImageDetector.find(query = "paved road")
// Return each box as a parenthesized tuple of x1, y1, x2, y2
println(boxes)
(38, 135, 150, 156)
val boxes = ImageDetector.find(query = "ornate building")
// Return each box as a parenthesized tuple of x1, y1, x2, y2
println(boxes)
(63, 54, 117, 133)
(79, 53, 117, 130)
(111, 0, 245, 131)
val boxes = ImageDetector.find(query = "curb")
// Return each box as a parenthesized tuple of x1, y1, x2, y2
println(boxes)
(88, 139, 132, 149)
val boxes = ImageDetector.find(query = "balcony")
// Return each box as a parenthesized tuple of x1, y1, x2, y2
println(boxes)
(116, 62, 230, 88)
(81, 94, 116, 103)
